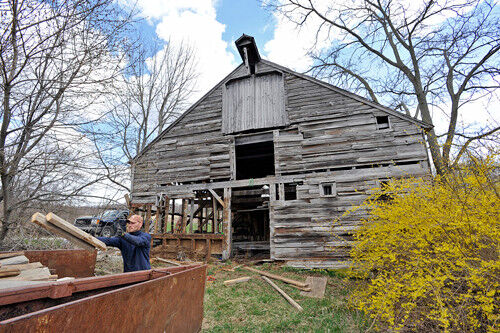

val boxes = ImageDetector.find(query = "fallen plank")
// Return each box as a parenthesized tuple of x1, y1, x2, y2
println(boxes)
(31, 212, 95, 251)
(0, 268, 20, 278)
(261, 276, 303, 311)
(0, 280, 47, 290)
(300, 276, 327, 299)
(46, 212, 106, 251)
(0, 255, 29, 266)
(154, 257, 181, 266)
(0, 251, 24, 259)
(242, 266, 309, 288)
(3, 262, 44, 271)
(4, 267, 51, 281)
(223, 276, 251, 286)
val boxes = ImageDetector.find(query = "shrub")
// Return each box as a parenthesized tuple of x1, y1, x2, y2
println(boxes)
(346, 157, 499, 332)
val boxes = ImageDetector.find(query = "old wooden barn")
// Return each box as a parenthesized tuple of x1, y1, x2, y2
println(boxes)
(130, 35, 431, 268)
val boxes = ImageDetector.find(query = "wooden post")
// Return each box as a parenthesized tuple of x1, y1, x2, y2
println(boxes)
(163, 196, 170, 233)
(171, 199, 175, 233)
(212, 196, 217, 233)
(154, 204, 160, 234)
(145, 205, 152, 233)
(189, 199, 195, 234)
(222, 187, 232, 260)
(181, 199, 188, 233)
(278, 183, 285, 202)
(198, 204, 204, 233)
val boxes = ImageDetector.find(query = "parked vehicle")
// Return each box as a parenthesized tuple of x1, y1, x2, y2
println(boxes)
(91, 210, 129, 238)
(74, 216, 94, 234)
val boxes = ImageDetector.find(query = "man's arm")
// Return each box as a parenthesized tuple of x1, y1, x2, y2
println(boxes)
(97, 236, 122, 248)
(122, 233, 151, 247)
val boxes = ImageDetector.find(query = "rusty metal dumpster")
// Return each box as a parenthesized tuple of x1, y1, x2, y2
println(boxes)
(0, 265, 206, 333)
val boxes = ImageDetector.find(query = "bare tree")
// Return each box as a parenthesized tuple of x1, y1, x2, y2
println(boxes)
(90, 39, 197, 192)
(269, 0, 500, 174)
(0, 0, 133, 241)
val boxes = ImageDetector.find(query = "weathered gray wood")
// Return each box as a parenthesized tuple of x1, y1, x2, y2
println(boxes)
(261, 276, 303, 311)
(46, 213, 107, 251)
(130, 54, 431, 267)
(31, 213, 95, 251)
(0, 256, 29, 266)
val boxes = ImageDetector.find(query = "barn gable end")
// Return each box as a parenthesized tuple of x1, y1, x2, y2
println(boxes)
(131, 36, 431, 268)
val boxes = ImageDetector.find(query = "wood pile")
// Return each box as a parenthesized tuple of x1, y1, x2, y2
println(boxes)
(0, 251, 65, 289)
(31, 212, 106, 251)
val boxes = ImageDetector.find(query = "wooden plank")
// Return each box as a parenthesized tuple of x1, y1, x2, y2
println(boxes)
(0, 252, 24, 259)
(242, 266, 309, 288)
(300, 276, 327, 298)
(223, 276, 251, 286)
(5, 267, 51, 281)
(0, 256, 29, 266)
(0, 268, 20, 278)
(4, 262, 43, 271)
(209, 189, 225, 207)
(154, 257, 181, 266)
(45, 213, 107, 251)
(261, 276, 303, 311)
(31, 213, 94, 251)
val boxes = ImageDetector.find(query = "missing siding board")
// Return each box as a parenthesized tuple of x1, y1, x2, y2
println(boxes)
(320, 182, 337, 197)
(376, 116, 390, 130)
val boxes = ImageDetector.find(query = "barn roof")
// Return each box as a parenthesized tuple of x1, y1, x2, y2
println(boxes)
(133, 59, 432, 162)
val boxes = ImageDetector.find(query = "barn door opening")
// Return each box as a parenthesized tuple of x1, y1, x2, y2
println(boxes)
(231, 185, 270, 259)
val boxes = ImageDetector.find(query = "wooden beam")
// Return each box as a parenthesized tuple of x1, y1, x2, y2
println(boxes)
(212, 196, 217, 233)
(145, 205, 152, 233)
(0, 251, 24, 259)
(189, 199, 195, 233)
(124, 194, 131, 208)
(180, 199, 188, 233)
(209, 189, 225, 208)
(45, 213, 107, 251)
(163, 196, 170, 233)
(223, 276, 251, 286)
(222, 187, 232, 260)
(261, 276, 303, 311)
(31, 213, 95, 251)
(0, 268, 21, 278)
(242, 266, 309, 288)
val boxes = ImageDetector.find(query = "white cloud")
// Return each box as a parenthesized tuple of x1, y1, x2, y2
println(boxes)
(129, 0, 237, 99)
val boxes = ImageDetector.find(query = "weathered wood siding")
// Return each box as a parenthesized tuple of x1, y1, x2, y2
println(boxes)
(132, 60, 431, 267)
(222, 72, 287, 134)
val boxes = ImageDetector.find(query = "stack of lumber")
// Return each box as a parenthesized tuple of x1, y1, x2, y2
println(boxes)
(0, 252, 57, 288)
(31, 212, 106, 251)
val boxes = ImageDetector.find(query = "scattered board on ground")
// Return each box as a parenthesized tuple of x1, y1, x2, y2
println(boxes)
(223, 276, 251, 286)
(300, 276, 327, 299)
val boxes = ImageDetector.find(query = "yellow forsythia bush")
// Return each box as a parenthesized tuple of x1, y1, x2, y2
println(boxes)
(347, 157, 499, 332)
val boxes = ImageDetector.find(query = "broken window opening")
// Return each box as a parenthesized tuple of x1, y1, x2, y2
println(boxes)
(235, 140, 275, 180)
(376, 116, 390, 130)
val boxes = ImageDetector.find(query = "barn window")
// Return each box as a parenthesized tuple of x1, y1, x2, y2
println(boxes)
(320, 182, 337, 197)
(376, 116, 390, 130)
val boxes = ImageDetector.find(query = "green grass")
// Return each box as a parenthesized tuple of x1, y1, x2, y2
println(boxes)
(202, 263, 368, 332)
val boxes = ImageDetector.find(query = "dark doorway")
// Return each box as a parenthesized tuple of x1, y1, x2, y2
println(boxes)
(235, 141, 275, 180)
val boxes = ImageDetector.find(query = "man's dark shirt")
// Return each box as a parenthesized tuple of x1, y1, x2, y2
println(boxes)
(97, 230, 151, 272)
